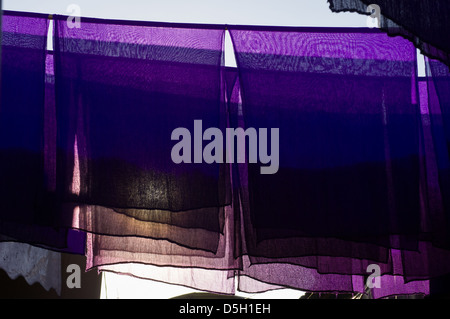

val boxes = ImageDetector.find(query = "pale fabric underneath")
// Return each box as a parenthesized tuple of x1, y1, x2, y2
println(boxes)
(0, 242, 61, 294)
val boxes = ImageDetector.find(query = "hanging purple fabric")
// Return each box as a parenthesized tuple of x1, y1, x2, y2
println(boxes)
(229, 26, 421, 254)
(401, 58, 450, 281)
(0, 12, 75, 250)
(426, 58, 450, 218)
(53, 16, 230, 253)
(227, 26, 435, 295)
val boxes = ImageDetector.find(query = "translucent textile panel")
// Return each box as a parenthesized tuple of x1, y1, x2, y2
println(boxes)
(229, 27, 421, 258)
(54, 17, 229, 210)
(0, 12, 76, 250)
(54, 17, 229, 252)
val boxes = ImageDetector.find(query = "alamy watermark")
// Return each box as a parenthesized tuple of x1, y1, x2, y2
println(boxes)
(366, 264, 381, 289)
(366, 4, 381, 28)
(67, 4, 81, 29)
(66, 264, 81, 289)
(171, 120, 279, 174)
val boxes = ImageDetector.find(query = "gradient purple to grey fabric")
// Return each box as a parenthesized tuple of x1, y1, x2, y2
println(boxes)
(1, 10, 450, 298)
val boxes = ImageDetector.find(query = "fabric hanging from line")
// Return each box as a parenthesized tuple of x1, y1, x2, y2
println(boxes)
(3, 10, 450, 297)
(53, 16, 239, 294)
(0, 14, 85, 294)
(408, 56, 450, 281)
(229, 27, 421, 251)
(54, 17, 230, 253)
(327, 0, 450, 68)
(228, 26, 431, 296)
(0, 12, 85, 255)
(0, 13, 58, 245)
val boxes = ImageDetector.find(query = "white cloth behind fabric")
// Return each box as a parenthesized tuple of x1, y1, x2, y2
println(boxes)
(0, 242, 61, 294)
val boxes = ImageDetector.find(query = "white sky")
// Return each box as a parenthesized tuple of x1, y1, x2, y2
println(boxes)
(1, 0, 425, 298)
(4, 0, 368, 26)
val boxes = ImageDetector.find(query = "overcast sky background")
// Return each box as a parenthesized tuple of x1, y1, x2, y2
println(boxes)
(4, 0, 368, 26)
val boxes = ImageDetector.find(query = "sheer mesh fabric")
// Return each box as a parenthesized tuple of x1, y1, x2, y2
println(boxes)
(0, 13, 84, 252)
(4, 10, 450, 297)
(227, 27, 433, 295)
